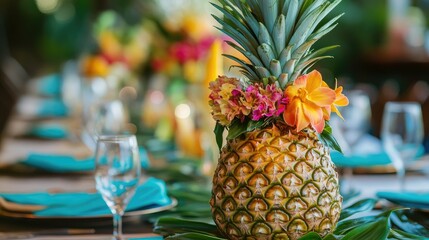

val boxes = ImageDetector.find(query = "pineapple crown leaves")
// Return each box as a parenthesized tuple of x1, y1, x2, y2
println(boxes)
(212, 0, 343, 89)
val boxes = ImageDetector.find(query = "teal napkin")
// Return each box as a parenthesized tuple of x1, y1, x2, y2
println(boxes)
(331, 145, 425, 168)
(37, 99, 69, 117)
(331, 151, 391, 168)
(36, 74, 62, 96)
(22, 147, 150, 172)
(28, 124, 69, 139)
(376, 191, 429, 209)
(0, 178, 171, 217)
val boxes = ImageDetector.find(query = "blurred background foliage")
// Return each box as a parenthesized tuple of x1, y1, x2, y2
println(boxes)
(315, 0, 388, 84)
(0, 0, 388, 79)
(2, 0, 429, 89)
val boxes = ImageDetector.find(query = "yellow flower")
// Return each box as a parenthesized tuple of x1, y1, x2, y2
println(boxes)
(81, 55, 109, 77)
(283, 70, 336, 133)
(332, 84, 349, 119)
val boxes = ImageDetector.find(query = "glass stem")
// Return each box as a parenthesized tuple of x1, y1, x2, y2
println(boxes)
(113, 212, 123, 240)
(398, 168, 406, 192)
(343, 167, 354, 193)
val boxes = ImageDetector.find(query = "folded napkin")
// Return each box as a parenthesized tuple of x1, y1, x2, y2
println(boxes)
(27, 124, 69, 139)
(36, 99, 69, 117)
(331, 151, 391, 168)
(0, 178, 171, 217)
(331, 145, 425, 168)
(35, 74, 62, 96)
(22, 147, 150, 172)
(376, 191, 429, 209)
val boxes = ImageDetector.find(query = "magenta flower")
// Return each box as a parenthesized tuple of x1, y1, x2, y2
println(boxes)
(243, 83, 287, 121)
(209, 76, 289, 126)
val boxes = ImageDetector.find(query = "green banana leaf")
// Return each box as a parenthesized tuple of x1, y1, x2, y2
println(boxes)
(149, 156, 428, 240)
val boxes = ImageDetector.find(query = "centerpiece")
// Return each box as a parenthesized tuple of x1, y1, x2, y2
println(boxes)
(208, 0, 348, 239)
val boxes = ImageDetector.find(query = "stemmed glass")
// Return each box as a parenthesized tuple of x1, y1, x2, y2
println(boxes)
(95, 135, 141, 239)
(332, 90, 372, 153)
(331, 90, 372, 192)
(381, 102, 424, 191)
(83, 100, 128, 151)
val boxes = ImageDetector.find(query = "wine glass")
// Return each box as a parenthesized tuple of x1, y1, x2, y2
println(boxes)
(331, 90, 372, 193)
(332, 90, 372, 153)
(95, 135, 141, 239)
(83, 100, 129, 151)
(381, 102, 424, 191)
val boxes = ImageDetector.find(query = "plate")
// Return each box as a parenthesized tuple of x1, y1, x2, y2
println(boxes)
(0, 198, 177, 220)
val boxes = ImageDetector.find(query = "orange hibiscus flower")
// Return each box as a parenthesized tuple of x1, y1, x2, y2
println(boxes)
(283, 70, 336, 133)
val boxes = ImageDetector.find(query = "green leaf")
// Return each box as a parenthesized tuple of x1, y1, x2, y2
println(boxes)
(340, 198, 377, 220)
(270, 59, 282, 77)
(283, 58, 297, 75)
(256, 66, 272, 78)
(300, 0, 325, 20)
(309, 23, 338, 41)
(301, 45, 340, 63)
(210, 3, 256, 42)
(258, 22, 275, 52)
(257, 43, 276, 69)
(241, 2, 260, 34)
(283, 0, 299, 43)
(319, 122, 342, 153)
(342, 216, 390, 240)
(316, 13, 344, 36)
(215, 25, 258, 56)
(388, 229, 428, 240)
(166, 232, 227, 240)
(279, 44, 293, 66)
(296, 56, 333, 74)
(227, 119, 248, 140)
(278, 73, 289, 88)
(390, 210, 429, 237)
(335, 215, 376, 235)
(211, 10, 259, 50)
(154, 217, 220, 236)
(313, 0, 342, 32)
(292, 39, 317, 60)
(214, 123, 225, 151)
(323, 234, 339, 240)
(261, 0, 278, 33)
(273, 14, 286, 54)
(299, 232, 322, 240)
(225, 41, 264, 67)
(168, 189, 211, 203)
(223, 54, 258, 79)
(247, 120, 265, 132)
(289, 4, 323, 50)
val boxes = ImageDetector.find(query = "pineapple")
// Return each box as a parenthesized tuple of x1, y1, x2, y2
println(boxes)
(209, 0, 345, 239)
(211, 123, 342, 239)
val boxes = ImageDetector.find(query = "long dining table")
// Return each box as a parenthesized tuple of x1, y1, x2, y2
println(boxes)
(1, 102, 429, 239)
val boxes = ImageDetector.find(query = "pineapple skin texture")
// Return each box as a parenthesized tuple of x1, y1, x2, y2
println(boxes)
(210, 122, 342, 240)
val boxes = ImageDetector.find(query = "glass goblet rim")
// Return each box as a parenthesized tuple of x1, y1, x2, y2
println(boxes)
(97, 134, 137, 143)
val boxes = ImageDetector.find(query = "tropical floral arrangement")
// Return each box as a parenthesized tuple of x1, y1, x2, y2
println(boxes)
(81, 10, 151, 79)
(209, 69, 348, 151)
(146, 14, 221, 83)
